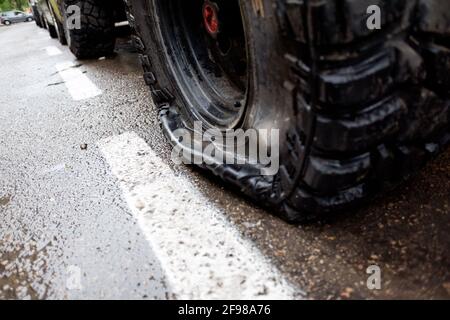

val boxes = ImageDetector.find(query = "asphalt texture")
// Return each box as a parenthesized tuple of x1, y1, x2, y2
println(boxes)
(0, 22, 449, 300)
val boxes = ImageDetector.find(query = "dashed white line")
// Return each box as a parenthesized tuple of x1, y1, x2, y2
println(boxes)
(45, 46, 62, 56)
(98, 132, 302, 300)
(56, 61, 102, 101)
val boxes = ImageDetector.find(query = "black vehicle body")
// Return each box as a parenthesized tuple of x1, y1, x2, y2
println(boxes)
(34, 0, 450, 222)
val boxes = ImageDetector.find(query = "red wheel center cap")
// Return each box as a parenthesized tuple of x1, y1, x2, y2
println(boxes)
(203, 3, 219, 36)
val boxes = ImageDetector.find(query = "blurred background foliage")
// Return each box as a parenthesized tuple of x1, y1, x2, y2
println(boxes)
(0, 0, 30, 11)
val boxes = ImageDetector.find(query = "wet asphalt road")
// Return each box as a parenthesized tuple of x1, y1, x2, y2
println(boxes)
(0, 23, 449, 300)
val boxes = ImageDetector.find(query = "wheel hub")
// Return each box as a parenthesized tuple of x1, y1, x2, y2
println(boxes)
(203, 1, 220, 37)
(157, 0, 248, 129)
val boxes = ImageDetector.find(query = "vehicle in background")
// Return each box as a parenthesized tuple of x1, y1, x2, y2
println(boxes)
(0, 10, 34, 25)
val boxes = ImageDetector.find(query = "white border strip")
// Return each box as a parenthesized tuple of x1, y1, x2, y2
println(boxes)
(56, 61, 102, 101)
(98, 132, 301, 300)
(45, 46, 62, 56)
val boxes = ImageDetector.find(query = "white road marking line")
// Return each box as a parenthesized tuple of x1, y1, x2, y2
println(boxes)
(98, 132, 302, 300)
(45, 46, 62, 56)
(55, 61, 102, 101)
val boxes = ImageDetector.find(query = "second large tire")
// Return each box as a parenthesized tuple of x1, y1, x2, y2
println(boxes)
(48, 1, 67, 45)
(45, 18, 58, 39)
(61, 0, 116, 59)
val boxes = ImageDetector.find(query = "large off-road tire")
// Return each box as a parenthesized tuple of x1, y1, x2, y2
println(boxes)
(48, 1, 67, 45)
(31, 6, 43, 28)
(45, 18, 58, 39)
(35, 18, 42, 28)
(126, 0, 450, 222)
(61, 0, 116, 59)
(35, 12, 44, 28)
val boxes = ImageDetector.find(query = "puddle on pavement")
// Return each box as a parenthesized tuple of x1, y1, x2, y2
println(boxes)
(0, 240, 51, 299)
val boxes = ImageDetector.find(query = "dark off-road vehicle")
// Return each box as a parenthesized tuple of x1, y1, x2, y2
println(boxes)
(40, 0, 450, 222)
